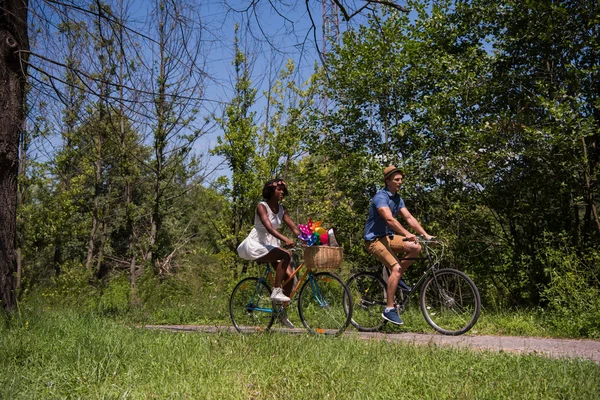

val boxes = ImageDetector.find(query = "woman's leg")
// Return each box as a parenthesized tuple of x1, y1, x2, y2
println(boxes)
(257, 248, 291, 301)
(269, 261, 294, 297)
(266, 256, 295, 328)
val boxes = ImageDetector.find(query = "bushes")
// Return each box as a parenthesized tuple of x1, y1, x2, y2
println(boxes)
(539, 237, 600, 338)
(22, 251, 235, 325)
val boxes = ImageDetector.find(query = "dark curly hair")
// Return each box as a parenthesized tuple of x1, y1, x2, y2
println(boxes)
(262, 178, 288, 200)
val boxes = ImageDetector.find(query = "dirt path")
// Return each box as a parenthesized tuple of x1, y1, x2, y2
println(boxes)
(143, 324, 600, 364)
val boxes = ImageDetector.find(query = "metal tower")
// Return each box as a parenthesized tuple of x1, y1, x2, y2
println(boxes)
(322, 0, 340, 115)
(322, 0, 340, 54)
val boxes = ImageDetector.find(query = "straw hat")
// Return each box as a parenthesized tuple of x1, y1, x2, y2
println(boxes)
(383, 165, 403, 182)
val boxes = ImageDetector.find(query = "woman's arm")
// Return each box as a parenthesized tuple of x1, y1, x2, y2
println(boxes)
(282, 207, 301, 237)
(257, 204, 295, 247)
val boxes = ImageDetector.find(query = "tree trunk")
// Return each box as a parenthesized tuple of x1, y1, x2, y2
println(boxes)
(16, 116, 26, 293)
(0, 0, 29, 313)
(85, 118, 104, 271)
(95, 220, 108, 279)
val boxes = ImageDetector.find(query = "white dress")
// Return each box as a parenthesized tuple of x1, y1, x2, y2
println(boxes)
(237, 201, 285, 260)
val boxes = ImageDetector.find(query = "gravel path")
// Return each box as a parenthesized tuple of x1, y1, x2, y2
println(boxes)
(142, 324, 600, 364)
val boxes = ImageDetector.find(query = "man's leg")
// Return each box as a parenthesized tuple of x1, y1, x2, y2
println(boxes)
(382, 236, 421, 325)
(387, 235, 421, 278)
(398, 241, 421, 275)
(385, 262, 402, 308)
(365, 238, 404, 324)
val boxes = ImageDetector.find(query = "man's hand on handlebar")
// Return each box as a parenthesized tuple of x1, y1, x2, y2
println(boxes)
(403, 234, 436, 242)
(403, 234, 417, 243)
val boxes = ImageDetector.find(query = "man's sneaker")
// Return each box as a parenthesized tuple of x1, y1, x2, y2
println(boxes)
(270, 287, 291, 303)
(278, 310, 295, 329)
(382, 308, 404, 325)
(399, 278, 412, 292)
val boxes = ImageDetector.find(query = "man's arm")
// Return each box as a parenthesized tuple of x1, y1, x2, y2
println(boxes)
(399, 207, 433, 239)
(377, 206, 415, 240)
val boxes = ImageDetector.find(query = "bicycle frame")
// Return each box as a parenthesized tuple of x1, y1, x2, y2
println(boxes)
(248, 251, 327, 314)
(347, 238, 480, 335)
(391, 239, 446, 306)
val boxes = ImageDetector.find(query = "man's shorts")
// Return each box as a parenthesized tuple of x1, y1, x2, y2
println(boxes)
(364, 235, 406, 270)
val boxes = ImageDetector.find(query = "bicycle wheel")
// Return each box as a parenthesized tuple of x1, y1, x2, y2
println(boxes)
(229, 277, 274, 333)
(346, 272, 387, 332)
(420, 269, 481, 335)
(297, 272, 352, 336)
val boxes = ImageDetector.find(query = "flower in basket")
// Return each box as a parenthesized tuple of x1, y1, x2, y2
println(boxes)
(307, 232, 320, 246)
(298, 232, 311, 242)
(299, 219, 337, 247)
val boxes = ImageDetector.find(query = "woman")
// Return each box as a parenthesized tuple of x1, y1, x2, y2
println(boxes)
(237, 178, 301, 328)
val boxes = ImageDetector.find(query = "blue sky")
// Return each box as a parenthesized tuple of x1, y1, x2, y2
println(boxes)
(190, 1, 410, 181)
(190, 0, 327, 180)
(28, 0, 416, 183)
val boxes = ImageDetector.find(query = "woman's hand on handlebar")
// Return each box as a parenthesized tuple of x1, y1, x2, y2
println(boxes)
(283, 238, 296, 248)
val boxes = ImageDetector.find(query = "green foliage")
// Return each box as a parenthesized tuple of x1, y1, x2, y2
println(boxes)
(40, 262, 97, 310)
(97, 273, 130, 316)
(303, 0, 600, 311)
(211, 27, 262, 254)
(540, 237, 600, 338)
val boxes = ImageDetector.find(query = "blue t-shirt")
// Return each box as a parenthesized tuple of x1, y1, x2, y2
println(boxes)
(363, 188, 405, 241)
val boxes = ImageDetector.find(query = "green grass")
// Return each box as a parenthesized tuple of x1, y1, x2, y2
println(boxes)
(1, 311, 599, 399)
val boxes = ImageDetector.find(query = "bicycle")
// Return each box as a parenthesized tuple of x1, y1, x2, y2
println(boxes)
(229, 246, 353, 336)
(346, 237, 481, 335)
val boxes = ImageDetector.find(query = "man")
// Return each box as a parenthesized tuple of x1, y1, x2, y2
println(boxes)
(364, 166, 434, 325)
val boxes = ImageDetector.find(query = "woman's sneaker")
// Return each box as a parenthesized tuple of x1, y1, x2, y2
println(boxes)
(382, 308, 404, 325)
(270, 287, 291, 303)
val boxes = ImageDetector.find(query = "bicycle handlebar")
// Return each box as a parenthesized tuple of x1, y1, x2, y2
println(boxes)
(402, 236, 442, 244)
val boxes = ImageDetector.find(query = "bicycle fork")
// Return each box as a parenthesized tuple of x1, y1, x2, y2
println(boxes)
(309, 274, 329, 308)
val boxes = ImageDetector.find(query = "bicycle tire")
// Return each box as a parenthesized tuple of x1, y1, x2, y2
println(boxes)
(346, 272, 387, 332)
(419, 268, 481, 335)
(297, 272, 353, 336)
(229, 277, 274, 333)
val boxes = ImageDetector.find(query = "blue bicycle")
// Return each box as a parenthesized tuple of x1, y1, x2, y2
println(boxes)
(229, 247, 353, 336)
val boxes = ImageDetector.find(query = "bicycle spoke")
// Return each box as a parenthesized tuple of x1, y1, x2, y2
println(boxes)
(230, 277, 274, 333)
(298, 272, 352, 336)
(346, 272, 386, 332)
(420, 269, 481, 335)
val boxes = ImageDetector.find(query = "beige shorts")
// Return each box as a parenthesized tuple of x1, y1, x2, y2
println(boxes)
(364, 236, 406, 270)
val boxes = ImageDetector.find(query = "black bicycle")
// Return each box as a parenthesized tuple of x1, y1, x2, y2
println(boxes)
(346, 238, 481, 335)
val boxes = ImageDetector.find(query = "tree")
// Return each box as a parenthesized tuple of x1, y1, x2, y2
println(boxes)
(143, 0, 208, 270)
(0, 0, 29, 313)
(212, 26, 261, 260)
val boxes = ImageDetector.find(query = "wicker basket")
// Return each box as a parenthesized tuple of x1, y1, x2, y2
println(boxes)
(303, 246, 344, 271)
